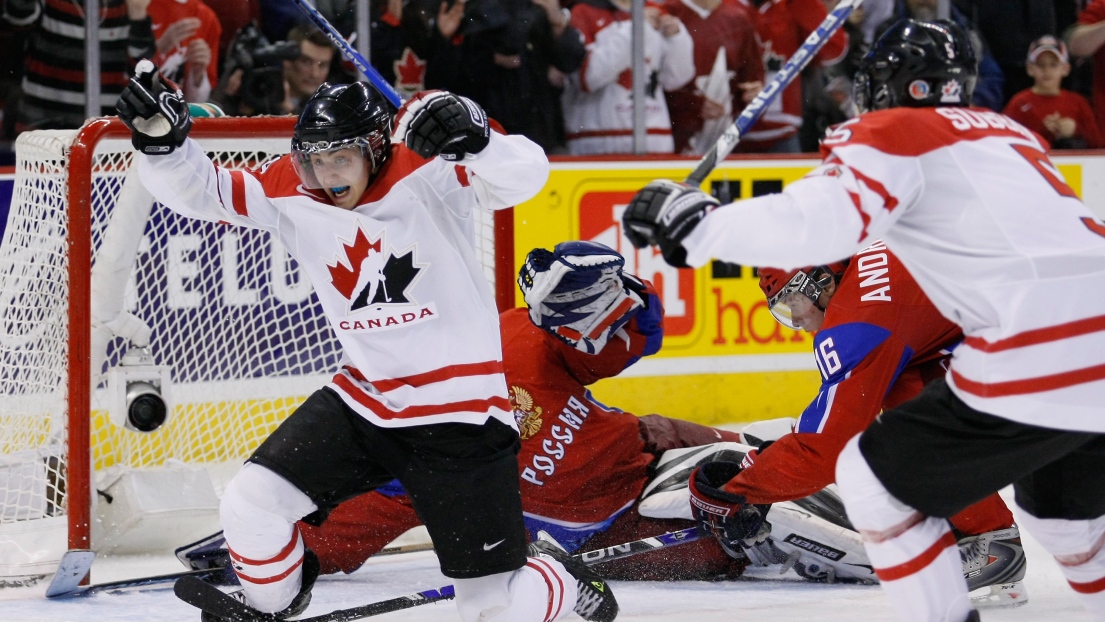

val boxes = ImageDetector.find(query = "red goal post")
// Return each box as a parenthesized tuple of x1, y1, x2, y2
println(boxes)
(0, 117, 514, 575)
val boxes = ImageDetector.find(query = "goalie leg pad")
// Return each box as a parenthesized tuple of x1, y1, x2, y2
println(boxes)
(639, 442, 753, 519)
(761, 489, 875, 584)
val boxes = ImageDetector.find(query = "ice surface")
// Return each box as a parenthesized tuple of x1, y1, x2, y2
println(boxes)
(0, 489, 1094, 622)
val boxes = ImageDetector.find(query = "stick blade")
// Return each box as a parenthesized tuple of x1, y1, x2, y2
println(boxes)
(175, 575, 257, 621)
(45, 549, 96, 598)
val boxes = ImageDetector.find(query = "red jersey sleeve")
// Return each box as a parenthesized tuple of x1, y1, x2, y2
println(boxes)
(792, 0, 848, 66)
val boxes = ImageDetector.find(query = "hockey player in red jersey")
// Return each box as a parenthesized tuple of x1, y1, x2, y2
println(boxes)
(118, 64, 617, 621)
(738, 247, 1024, 605)
(623, 18, 1105, 622)
(293, 241, 752, 581)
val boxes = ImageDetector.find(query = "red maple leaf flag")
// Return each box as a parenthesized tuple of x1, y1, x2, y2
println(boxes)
(393, 48, 427, 94)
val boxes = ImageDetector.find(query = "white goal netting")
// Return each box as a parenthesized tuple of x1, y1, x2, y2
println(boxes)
(0, 119, 507, 576)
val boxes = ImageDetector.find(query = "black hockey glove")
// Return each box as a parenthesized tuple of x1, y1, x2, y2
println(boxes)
(621, 180, 719, 268)
(115, 59, 192, 155)
(393, 90, 490, 160)
(688, 461, 772, 559)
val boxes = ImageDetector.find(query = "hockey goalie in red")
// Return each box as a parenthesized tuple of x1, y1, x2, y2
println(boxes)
(624, 18, 1105, 622)
(118, 64, 618, 621)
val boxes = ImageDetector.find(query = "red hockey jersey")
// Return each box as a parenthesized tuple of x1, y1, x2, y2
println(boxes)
(732, 0, 848, 150)
(662, 0, 764, 154)
(724, 242, 962, 503)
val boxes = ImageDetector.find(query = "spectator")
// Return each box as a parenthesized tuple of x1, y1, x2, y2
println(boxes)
(148, 0, 221, 103)
(1004, 35, 1104, 149)
(199, 0, 260, 68)
(422, 0, 587, 153)
(368, 0, 436, 100)
(735, 0, 848, 154)
(282, 24, 337, 114)
(1068, 0, 1105, 143)
(561, 0, 695, 155)
(2, 0, 156, 132)
(953, 0, 1056, 104)
(874, 0, 1004, 111)
(210, 23, 300, 116)
(663, 0, 764, 155)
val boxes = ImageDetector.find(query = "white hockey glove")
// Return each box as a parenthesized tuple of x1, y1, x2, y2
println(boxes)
(393, 90, 490, 160)
(517, 241, 645, 355)
(622, 180, 719, 268)
(116, 59, 193, 155)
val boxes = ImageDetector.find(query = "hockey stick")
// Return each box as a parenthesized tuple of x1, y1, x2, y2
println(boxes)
(684, 0, 863, 186)
(175, 526, 706, 621)
(290, 0, 404, 108)
(44, 540, 436, 599)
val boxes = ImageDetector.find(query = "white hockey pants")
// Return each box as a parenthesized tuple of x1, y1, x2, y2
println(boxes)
(1015, 509, 1105, 621)
(836, 436, 973, 622)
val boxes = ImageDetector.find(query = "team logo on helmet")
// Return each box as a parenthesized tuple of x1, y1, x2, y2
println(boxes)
(908, 80, 930, 100)
(940, 79, 963, 103)
(510, 386, 543, 440)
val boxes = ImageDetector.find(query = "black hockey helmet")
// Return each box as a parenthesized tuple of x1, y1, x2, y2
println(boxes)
(292, 82, 395, 187)
(853, 19, 977, 113)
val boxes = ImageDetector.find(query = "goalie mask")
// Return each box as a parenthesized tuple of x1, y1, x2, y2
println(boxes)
(759, 262, 848, 332)
(518, 241, 645, 354)
(292, 82, 394, 191)
(853, 19, 977, 113)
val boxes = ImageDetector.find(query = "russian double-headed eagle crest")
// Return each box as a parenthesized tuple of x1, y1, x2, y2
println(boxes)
(510, 386, 543, 440)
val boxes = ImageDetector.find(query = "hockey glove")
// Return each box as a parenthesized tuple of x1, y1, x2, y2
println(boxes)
(517, 241, 644, 355)
(621, 180, 720, 268)
(116, 59, 192, 155)
(689, 461, 772, 559)
(393, 90, 490, 160)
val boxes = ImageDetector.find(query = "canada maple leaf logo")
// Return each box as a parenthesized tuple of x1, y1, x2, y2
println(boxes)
(327, 227, 382, 300)
(393, 48, 427, 93)
(325, 226, 424, 311)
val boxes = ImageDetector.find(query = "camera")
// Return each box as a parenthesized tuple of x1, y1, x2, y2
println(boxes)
(223, 23, 301, 115)
(107, 348, 172, 433)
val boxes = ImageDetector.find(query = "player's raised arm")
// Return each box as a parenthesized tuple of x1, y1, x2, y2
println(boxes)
(393, 90, 550, 211)
(117, 60, 281, 230)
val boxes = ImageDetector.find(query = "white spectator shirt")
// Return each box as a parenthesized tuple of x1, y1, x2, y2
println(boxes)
(683, 106, 1105, 432)
(562, 1, 695, 155)
(138, 133, 549, 429)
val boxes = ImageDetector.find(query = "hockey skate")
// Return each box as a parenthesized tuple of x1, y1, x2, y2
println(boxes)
(528, 532, 619, 622)
(200, 550, 319, 622)
(960, 526, 1028, 608)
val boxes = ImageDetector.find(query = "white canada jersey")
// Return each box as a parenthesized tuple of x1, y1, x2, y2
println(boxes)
(683, 106, 1105, 432)
(138, 132, 550, 429)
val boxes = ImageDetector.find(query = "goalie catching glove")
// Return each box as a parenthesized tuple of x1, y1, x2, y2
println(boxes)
(393, 90, 490, 160)
(689, 461, 772, 559)
(621, 180, 720, 268)
(518, 241, 646, 355)
(116, 59, 192, 155)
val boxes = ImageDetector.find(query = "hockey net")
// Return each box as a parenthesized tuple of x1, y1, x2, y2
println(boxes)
(0, 118, 514, 577)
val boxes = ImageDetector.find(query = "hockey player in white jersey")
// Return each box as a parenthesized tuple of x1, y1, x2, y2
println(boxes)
(621, 19, 1105, 622)
(116, 62, 618, 622)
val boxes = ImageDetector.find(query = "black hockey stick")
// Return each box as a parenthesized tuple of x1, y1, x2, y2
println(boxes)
(175, 526, 706, 621)
(45, 541, 435, 599)
(684, 0, 862, 185)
